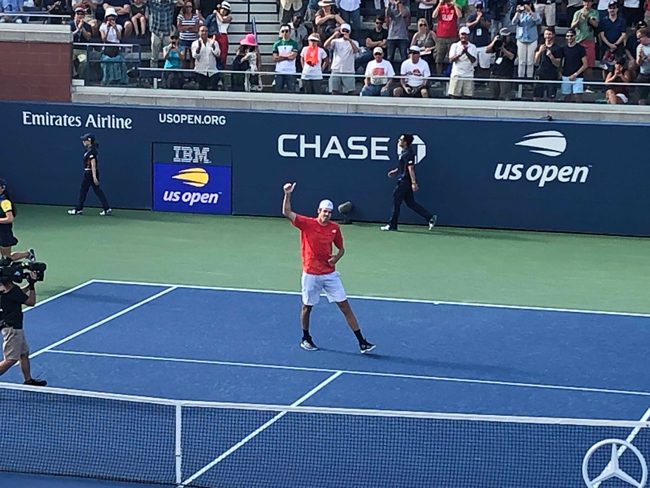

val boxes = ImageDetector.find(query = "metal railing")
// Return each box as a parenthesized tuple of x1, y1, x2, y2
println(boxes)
(95, 66, 650, 106)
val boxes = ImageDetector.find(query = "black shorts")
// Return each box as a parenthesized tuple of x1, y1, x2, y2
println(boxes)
(0, 229, 18, 248)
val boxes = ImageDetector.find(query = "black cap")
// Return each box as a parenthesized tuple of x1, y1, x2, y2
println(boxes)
(81, 133, 96, 143)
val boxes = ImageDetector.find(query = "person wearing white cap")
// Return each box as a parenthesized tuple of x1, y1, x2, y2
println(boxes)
(282, 182, 376, 354)
(324, 23, 360, 94)
(360, 47, 395, 96)
(204, 2, 232, 67)
(300, 33, 328, 93)
(448, 25, 477, 98)
(394, 45, 431, 97)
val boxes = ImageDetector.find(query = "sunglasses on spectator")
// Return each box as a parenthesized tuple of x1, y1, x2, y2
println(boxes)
(418, 22, 426, 26)
(341, 29, 350, 32)
(374, 52, 383, 55)
(280, 29, 289, 33)
(375, 20, 383, 24)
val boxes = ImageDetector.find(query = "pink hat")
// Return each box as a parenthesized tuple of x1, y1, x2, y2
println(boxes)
(239, 33, 257, 46)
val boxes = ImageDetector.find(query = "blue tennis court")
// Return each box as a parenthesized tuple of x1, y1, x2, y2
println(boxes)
(2, 279, 650, 488)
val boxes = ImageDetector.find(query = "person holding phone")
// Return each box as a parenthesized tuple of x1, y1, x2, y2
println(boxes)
(512, 0, 541, 79)
(163, 33, 184, 88)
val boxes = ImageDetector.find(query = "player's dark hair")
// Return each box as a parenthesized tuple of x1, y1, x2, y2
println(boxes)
(401, 133, 414, 146)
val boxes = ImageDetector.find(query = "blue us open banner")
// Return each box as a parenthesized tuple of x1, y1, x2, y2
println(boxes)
(152, 142, 232, 215)
(152, 164, 231, 214)
(2, 101, 649, 235)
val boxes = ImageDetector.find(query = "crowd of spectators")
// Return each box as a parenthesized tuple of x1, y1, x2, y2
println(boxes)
(2, 0, 649, 102)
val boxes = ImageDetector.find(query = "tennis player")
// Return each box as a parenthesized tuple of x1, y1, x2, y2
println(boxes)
(282, 182, 375, 353)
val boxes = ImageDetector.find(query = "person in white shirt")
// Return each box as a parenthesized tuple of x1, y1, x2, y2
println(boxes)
(100, 8, 123, 44)
(324, 23, 360, 94)
(448, 25, 477, 98)
(361, 47, 395, 96)
(300, 33, 328, 93)
(192, 25, 221, 90)
(394, 45, 431, 97)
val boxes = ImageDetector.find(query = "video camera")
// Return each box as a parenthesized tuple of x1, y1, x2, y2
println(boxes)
(0, 257, 47, 285)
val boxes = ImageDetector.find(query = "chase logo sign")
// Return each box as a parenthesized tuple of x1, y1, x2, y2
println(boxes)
(153, 164, 231, 214)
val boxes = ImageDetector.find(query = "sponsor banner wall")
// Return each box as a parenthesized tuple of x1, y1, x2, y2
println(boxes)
(1, 101, 649, 236)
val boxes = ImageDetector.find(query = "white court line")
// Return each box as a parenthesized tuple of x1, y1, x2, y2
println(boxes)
(24, 279, 96, 313)
(91, 278, 650, 318)
(45, 349, 650, 398)
(30, 287, 178, 359)
(179, 371, 344, 487)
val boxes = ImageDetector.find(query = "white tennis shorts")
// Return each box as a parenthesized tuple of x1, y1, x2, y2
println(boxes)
(301, 271, 347, 306)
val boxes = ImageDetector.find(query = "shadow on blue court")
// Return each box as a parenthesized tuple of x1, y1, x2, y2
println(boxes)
(1, 280, 649, 488)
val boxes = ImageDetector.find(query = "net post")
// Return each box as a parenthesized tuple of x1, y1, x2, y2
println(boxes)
(175, 404, 183, 486)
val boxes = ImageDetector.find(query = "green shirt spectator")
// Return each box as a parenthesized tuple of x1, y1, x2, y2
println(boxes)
(572, 5, 599, 42)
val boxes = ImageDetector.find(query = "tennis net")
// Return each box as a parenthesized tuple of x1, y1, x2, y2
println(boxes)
(0, 382, 648, 488)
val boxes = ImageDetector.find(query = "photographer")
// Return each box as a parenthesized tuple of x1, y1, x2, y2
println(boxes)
(511, 0, 541, 79)
(486, 27, 517, 100)
(0, 270, 46, 386)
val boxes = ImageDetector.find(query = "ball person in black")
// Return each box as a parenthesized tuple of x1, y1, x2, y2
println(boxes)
(68, 133, 113, 216)
(0, 178, 35, 261)
(380, 134, 437, 231)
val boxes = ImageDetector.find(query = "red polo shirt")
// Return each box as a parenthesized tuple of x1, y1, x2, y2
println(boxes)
(292, 213, 343, 275)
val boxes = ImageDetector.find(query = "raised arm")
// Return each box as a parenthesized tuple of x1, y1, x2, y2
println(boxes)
(282, 182, 297, 221)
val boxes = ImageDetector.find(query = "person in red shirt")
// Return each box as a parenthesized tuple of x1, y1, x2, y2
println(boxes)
(282, 182, 375, 353)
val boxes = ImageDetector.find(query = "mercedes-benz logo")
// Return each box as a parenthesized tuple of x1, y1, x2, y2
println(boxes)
(583, 438, 648, 488)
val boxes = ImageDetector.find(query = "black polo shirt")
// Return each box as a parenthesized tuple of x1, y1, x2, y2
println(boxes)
(1, 286, 28, 329)
(83, 145, 98, 171)
(397, 146, 416, 184)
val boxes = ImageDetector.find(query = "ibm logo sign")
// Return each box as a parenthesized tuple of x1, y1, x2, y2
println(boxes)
(172, 146, 211, 164)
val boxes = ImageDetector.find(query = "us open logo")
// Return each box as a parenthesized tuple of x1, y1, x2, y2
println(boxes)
(163, 167, 220, 206)
(514, 131, 567, 158)
(172, 168, 210, 188)
(494, 130, 590, 188)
